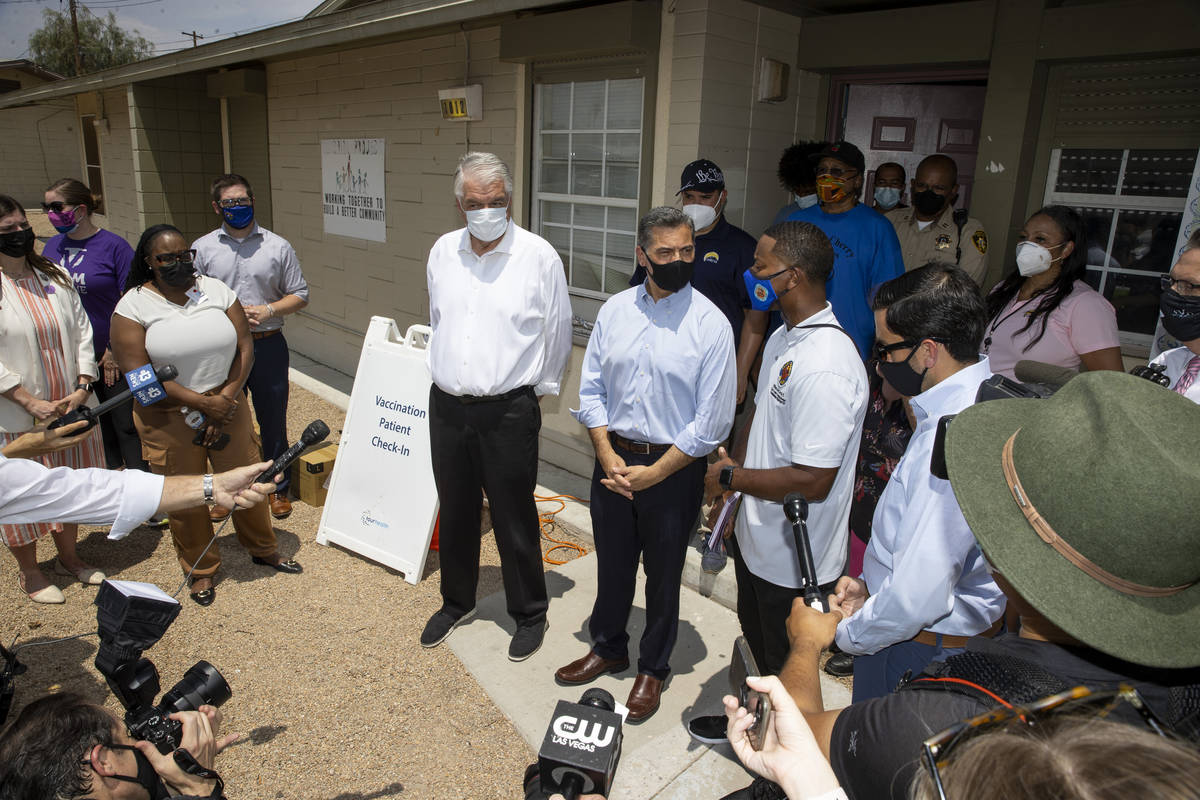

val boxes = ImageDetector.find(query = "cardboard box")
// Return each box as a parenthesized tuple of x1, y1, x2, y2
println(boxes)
(293, 442, 338, 507)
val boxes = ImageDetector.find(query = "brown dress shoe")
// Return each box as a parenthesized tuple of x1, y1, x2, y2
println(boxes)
(269, 493, 293, 519)
(555, 650, 630, 686)
(209, 504, 231, 522)
(625, 673, 664, 723)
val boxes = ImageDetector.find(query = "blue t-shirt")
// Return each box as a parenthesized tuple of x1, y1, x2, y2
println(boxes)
(786, 203, 904, 358)
(42, 228, 135, 360)
(629, 216, 755, 347)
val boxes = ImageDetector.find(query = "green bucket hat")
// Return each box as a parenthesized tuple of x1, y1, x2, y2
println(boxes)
(944, 370, 1200, 669)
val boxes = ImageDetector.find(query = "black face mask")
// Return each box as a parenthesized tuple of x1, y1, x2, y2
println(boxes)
(156, 262, 196, 288)
(0, 227, 35, 258)
(912, 189, 947, 217)
(645, 254, 694, 294)
(876, 346, 928, 397)
(1160, 288, 1200, 342)
(103, 744, 171, 800)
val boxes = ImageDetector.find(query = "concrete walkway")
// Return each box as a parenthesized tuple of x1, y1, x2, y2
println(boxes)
(289, 348, 851, 798)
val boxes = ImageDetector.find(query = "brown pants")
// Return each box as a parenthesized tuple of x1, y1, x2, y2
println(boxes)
(134, 398, 277, 578)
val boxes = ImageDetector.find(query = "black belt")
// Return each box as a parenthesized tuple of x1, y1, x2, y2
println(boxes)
(251, 329, 281, 340)
(443, 385, 532, 405)
(609, 432, 671, 455)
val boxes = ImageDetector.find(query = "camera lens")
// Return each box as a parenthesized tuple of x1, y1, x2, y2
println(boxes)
(159, 660, 232, 714)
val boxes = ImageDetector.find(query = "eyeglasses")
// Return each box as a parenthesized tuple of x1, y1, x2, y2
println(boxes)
(40, 201, 74, 213)
(921, 684, 1169, 800)
(154, 250, 196, 267)
(874, 339, 917, 362)
(1161, 273, 1200, 297)
(816, 167, 858, 179)
(216, 197, 252, 208)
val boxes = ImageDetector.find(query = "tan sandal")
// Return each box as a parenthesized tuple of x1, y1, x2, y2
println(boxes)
(53, 558, 106, 585)
(19, 572, 65, 604)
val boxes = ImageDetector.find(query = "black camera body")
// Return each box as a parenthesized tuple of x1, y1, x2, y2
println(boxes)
(111, 658, 231, 754)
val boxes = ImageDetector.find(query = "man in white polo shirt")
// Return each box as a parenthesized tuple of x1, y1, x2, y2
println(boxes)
(689, 221, 867, 744)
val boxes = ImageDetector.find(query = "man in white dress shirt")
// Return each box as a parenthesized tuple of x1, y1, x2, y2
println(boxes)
(1152, 236, 1200, 403)
(420, 152, 572, 662)
(831, 264, 1005, 701)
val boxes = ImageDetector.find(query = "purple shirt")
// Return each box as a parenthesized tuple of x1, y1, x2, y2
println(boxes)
(43, 229, 134, 360)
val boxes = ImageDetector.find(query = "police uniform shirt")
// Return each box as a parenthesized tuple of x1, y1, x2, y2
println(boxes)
(887, 205, 988, 286)
(628, 216, 755, 347)
(735, 303, 868, 587)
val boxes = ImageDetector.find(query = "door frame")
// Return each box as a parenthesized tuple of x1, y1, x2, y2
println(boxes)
(826, 67, 990, 142)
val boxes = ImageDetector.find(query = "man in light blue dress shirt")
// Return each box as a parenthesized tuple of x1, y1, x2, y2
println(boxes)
(831, 264, 1006, 701)
(557, 207, 737, 723)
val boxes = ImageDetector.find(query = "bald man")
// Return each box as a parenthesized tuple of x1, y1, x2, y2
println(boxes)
(886, 154, 989, 286)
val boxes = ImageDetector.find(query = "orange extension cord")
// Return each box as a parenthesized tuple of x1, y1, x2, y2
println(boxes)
(535, 493, 589, 565)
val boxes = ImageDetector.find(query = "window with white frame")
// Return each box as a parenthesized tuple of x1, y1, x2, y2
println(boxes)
(1045, 147, 1194, 352)
(532, 78, 644, 300)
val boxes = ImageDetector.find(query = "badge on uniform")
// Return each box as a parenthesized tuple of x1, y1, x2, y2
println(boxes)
(704, 251, 719, 264)
(935, 234, 952, 251)
(972, 230, 988, 254)
(778, 360, 793, 387)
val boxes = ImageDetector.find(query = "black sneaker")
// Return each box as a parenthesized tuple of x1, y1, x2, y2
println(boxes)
(824, 651, 855, 677)
(419, 608, 474, 648)
(687, 713, 728, 744)
(509, 619, 548, 661)
(719, 776, 788, 800)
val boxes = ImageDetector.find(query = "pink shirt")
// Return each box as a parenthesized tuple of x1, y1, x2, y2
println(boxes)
(983, 280, 1120, 380)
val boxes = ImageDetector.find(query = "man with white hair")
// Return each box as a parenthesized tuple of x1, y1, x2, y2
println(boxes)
(420, 152, 573, 661)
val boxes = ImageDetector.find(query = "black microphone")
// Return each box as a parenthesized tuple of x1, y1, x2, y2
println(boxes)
(783, 491, 827, 612)
(538, 688, 623, 799)
(254, 420, 330, 485)
(48, 364, 178, 431)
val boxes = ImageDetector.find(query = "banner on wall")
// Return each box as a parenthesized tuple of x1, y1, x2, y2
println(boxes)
(321, 138, 386, 243)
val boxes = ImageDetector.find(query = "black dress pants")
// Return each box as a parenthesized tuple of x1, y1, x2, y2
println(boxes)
(729, 533, 839, 676)
(428, 385, 547, 626)
(588, 445, 705, 680)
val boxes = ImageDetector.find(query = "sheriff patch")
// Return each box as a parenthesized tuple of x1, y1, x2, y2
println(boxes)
(935, 234, 952, 251)
(972, 230, 988, 254)
(703, 251, 719, 263)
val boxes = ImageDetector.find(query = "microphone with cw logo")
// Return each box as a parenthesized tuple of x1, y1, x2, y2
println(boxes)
(536, 687, 623, 799)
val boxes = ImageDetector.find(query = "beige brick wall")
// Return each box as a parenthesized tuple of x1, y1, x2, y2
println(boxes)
(93, 87, 140, 245)
(266, 26, 520, 372)
(228, 94, 273, 230)
(0, 70, 81, 209)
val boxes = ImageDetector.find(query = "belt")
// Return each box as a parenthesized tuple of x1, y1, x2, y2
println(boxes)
(252, 329, 282, 340)
(448, 385, 532, 405)
(912, 617, 1003, 649)
(609, 432, 671, 455)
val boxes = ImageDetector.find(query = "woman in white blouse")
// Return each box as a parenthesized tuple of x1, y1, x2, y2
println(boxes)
(111, 223, 301, 607)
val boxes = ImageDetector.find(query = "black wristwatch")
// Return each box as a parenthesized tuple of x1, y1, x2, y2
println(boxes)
(75, 380, 93, 394)
(719, 465, 736, 491)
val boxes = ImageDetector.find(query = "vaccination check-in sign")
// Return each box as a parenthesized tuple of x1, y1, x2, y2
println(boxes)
(317, 317, 437, 584)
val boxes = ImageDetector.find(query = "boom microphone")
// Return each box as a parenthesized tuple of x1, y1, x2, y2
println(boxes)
(48, 364, 178, 431)
(784, 491, 827, 612)
(537, 688, 623, 799)
(254, 420, 331, 485)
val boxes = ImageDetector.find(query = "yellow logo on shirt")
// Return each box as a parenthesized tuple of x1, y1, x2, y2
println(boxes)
(703, 251, 719, 263)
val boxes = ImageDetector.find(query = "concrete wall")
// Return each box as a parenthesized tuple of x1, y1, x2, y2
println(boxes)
(83, 88, 140, 244)
(266, 26, 519, 372)
(667, 0, 815, 237)
(228, 93, 274, 230)
(0, 68, 80, 208)
(130, 75, 224, 243)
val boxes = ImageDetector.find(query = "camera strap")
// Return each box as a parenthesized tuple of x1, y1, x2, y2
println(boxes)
(172, 748, 226, 800)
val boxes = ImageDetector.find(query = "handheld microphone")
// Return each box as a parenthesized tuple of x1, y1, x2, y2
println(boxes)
(254, 420, 331, 485)
(538, 688, 623, 799)
(784, 491, 827, 612)
(48, 364, 178, 431)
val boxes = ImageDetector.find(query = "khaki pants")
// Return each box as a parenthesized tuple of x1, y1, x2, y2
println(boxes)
(134, 399, 277, 578)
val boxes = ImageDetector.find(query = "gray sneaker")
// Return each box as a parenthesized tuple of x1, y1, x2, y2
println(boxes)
(419, 608, 475, 648)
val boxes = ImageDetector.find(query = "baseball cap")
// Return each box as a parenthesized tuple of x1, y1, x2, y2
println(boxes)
(677, 159, 725, 194)
(811, 141, 865, 175)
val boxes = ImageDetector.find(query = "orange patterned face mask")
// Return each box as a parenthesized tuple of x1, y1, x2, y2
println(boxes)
(816, 175, 849, 204)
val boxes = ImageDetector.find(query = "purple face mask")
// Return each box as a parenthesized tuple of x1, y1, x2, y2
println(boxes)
(48, 207, 80, 234)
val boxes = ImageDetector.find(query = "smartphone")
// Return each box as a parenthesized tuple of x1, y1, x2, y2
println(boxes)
(729, 636, 772, 751)
(192, 429, 230, 450)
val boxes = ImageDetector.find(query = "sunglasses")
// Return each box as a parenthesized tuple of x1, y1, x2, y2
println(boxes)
(921, 684, 1169, 800)
(154, 250, 197, 267)
(40, 201, 75, 213)
(874, 339, 917, 362)
(816, 167, 858, 179)
(216, 197, 252, 208)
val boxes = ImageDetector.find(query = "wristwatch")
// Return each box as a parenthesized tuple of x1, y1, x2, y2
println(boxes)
(75, 380, 93, 393)
(719, 465, 736, 491)
(202, 474, 216, 507)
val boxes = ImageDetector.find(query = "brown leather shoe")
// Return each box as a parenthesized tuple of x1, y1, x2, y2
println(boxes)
(269, 493, 292, 519)
(209, 504, 231, 522)
(625, 673, 664, 723)
(554, 650, 629, 686)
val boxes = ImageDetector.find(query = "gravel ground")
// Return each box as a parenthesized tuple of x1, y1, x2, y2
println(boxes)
(1, 385, 591, 799)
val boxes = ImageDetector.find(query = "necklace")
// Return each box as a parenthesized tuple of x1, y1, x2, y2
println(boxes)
(983, 295, 1036, 353)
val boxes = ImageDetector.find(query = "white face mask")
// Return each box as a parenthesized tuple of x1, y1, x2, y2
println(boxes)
(464, 206, 509, 242)
(1015, 241, 1057, 277)
(682, 203, 718, 231)
(794, 192, 819, 210)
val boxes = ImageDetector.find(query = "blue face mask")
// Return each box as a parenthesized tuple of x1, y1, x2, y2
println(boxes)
(794, 192, 819, 210)
(874, 186, 901, 210)
(221, 204, 254, 229)
(743, 267, 792, 311)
